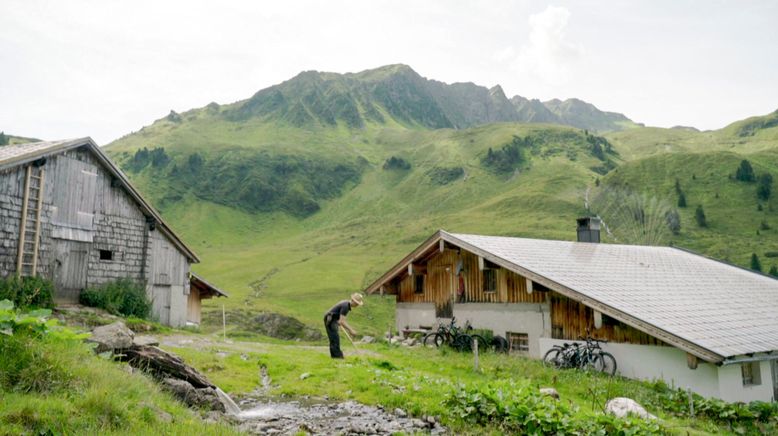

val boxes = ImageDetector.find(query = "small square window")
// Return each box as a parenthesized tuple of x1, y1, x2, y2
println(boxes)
(741, 362, 761, 386)
(508, 332, 529, 353)
(414, 274, 425, 294)
(99, 250, 113, 261)
(483, 269, 497, 293)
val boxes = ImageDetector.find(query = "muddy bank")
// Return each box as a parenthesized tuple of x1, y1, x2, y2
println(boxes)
(234, 397, 446, 435)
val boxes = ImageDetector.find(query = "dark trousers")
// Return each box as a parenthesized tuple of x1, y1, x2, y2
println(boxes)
(324, 315, 343, 358)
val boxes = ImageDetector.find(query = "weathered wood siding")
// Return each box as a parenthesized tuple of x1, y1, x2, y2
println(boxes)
(0, 145, 193, 326)
(550, 293, 666, 346)
(397, 249, 546, 315)
(187, 287, 201, 325)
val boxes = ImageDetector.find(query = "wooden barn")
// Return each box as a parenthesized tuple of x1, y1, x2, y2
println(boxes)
(0, 138, 226, 326)
(365, 219, 778, 403)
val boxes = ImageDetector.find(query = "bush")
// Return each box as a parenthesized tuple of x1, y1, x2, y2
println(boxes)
(757, 173, 773, 201)
(695, 205, 707, 227)
(444, 382, 662, 434)
(427, 166, 464, 185)
(79, 279, 151, 319)
(736, 160, 756, 182)
(0, 276, 54, 309)
(382, 156, 411, 170)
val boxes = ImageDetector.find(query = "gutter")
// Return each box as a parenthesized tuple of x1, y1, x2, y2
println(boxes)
(720, 353, 778, 366)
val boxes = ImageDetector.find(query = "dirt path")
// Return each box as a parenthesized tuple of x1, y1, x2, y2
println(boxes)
(160, 333, 380, 357)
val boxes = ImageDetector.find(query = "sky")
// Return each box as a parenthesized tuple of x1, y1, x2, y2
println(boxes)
(1, 0, 777, 144)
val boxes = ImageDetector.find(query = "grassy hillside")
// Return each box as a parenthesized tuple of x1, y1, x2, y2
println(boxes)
(104, 65, 778, 335)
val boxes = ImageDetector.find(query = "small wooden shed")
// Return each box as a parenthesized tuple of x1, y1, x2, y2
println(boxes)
(0, 137, 226, 326)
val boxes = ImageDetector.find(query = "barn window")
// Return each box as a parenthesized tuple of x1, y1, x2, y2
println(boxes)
(508, 332, 529, 353)
(414, 274, 425, 294)
(741, 362, 761, 386)
(99, 250, 113, 261)
(482, 269, 497, 293)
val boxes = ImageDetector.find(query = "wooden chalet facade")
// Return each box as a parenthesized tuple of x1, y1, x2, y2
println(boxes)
(366, 224, 778, 402)
(0, 138, 226, 326)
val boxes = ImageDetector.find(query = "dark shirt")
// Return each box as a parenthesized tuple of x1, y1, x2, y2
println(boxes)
(326, 300, 351, 321)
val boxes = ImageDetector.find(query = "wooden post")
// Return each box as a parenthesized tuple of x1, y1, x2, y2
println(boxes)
(222, 304, 226, 342)
(688, 388, 694, 417)
(473, 337, 479, 372)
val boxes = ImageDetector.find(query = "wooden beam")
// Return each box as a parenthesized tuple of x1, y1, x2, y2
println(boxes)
(439, 239, 445, 253)
(478, 256, 485, 271)
(16, 165, 31, 277)
(526, 277, 533, 295)
(687, 353, 699, 370)
(408, 262, 427, 276)
(593, 310, 602, 329)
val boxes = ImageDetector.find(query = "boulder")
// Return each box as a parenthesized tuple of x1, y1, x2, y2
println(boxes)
(161, 378, 225, 412)
(539, 387, 560, 400)
(88, 321, 134, 353)
(299, 372, 311, 380)
(394, 408, 407, 418)
(359, 335, 375, 344)
(133, 335, 160, 347)
(390, 337, 402, 345)
(605, 397, 656, 420)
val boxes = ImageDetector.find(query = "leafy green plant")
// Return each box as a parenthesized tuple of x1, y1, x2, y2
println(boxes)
(0, 275, 54, 309)
(444, 381, 662, 434)
(79, 278, 151, 319)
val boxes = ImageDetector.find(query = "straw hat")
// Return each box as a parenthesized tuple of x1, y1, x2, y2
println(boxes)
(350, 292, 364, 306)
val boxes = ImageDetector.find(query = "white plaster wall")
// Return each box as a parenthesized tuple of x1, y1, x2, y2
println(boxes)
(454, 303, 550, 358)
(717, 361, 774, 403)
(396, 302, 436, 333)
(539, 338, 776, 402)
(540, 338, 721, 398)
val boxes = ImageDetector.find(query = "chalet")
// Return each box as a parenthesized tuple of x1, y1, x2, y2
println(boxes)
(0, 138, 226, 326)
(365, 219, 778, 403)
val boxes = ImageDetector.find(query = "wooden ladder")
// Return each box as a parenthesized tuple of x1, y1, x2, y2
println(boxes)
(16, 164, 45, 277)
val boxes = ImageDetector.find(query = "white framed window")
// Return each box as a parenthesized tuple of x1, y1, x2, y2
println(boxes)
(508, 332, 529, 353)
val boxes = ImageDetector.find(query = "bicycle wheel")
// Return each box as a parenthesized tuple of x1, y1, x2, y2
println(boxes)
(580, 353, 600, 372)
(491, 336, 509, 353)
(422, 332, 445, 348)
(453, 334, 473, 352)
(597, 351, 617, 376)
(542, 348, 561, 367)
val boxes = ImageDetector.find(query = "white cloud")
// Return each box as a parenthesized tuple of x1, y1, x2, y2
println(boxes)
(511, 5, 583, 86)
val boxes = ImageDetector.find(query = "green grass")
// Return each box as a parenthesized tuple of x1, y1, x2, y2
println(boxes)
(166, 337, 740, 434)
(103, 104, 778, 341)
(0, 333, 237, 435)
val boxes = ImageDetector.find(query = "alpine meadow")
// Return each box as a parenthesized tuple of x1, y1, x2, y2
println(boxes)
(103, 64, 778, 337)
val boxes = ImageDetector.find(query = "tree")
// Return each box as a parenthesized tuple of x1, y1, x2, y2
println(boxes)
(0, 131, 7, 146)
(665, 210, 681, 235)
(735, 160, 756, 182)
(677, 191, 687, 208)
(750, 253, 762, 272)
(674, 179, 682, 195)
(757, 173, 773, 201)
(695, 205, 707, 227)
(769, 265, 778, 277)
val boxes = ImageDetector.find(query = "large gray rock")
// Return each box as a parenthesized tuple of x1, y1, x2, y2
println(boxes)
(605, 397, 656, 420)
(359, 335, 375, 344)
(88, 321, 134, 353)
(161, 378, 225, 412)
(539, 387, 560, 400)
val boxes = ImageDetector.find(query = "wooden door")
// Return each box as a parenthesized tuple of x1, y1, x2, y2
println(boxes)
(152, 285, 171, 325)
(435, 266, 454, 318)
(53, 240, 89, 303)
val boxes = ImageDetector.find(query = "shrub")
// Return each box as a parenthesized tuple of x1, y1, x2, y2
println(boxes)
(0, 276, 54, 309)
(695, 205, 707, 227)
(427, 166, 464, 185)
(751, 253, 762, 272)
(444, 382, 662, 434)
(757, 173, 773, 201)
(79, 279, 151, 319)
(735, 160, 756, 182)
(677, 191, 687, 208)
(382, 156, 411, 170)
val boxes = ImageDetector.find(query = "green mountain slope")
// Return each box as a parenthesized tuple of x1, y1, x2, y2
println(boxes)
(104, 65, 778, 334)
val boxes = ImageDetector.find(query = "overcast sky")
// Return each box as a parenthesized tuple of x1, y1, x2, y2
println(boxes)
(1, 0, 777, 144)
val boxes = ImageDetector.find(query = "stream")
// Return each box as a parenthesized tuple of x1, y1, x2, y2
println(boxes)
(233, 397, 446, 435)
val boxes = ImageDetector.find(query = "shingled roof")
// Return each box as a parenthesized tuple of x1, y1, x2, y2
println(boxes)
(365, 230, 778, 363)
(0, 138, 199, 262)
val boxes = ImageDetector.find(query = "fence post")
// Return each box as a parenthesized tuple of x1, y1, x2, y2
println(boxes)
(687, 388, 694, 417)
(222, 304, 227, 342)
(474, 337, 479, 371)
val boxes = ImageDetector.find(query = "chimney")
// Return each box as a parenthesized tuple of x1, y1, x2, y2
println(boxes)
(576, 216, 601, 243)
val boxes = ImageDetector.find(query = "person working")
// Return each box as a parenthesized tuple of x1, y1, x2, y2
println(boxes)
(323, 293, 363, 358)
